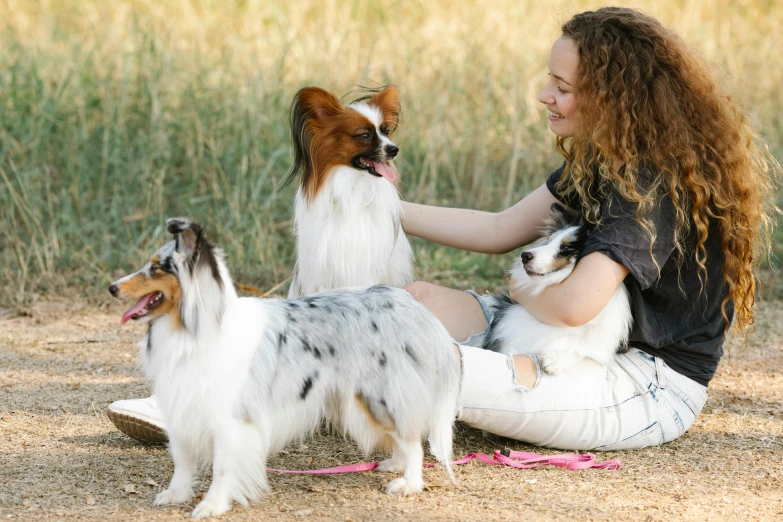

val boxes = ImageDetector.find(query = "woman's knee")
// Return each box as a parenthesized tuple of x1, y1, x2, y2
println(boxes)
(511, 355, 539, 390)
(403, 281, 438, 303)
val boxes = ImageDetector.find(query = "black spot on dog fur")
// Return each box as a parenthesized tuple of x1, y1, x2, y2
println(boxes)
(371, 321, 379, 332)
(160, 256, 177, 274)
(379, 352, 387, 367)
(300, 373, 316, 400)
(328, 345, 336, 356)
(482, 294, 514, 353)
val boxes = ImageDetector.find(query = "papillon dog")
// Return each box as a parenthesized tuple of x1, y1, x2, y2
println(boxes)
(482, 203, 633, 375)
(285, 85, 413, 298)
(108, 218, 458, 519)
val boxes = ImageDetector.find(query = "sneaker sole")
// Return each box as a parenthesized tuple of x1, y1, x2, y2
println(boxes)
(107, 408, 168, 444)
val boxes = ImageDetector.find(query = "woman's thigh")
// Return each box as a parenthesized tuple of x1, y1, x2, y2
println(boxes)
(404, 282, 489, 343)
(457, 346, 706, 451)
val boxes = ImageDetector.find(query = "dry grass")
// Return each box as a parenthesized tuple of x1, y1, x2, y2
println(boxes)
(1, 299, 781, 521)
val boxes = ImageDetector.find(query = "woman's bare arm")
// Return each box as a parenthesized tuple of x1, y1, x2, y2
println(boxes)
(510, 252, 630, 327)
(401, 184, 560, 254)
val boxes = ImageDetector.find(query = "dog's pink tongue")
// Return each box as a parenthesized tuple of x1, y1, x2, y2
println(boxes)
(371, 160, 396, 183)
(121, 293, 157, 325)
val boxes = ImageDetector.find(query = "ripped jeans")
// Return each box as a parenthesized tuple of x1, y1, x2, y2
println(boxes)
(456, 292, 708, 451)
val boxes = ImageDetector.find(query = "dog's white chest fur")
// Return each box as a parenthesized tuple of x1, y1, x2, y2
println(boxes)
(289, 166, 413, 297)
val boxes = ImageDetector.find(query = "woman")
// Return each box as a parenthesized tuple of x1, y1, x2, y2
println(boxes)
(402, 7, 776, 450)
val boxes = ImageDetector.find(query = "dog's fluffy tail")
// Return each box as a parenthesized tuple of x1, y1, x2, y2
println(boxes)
(428, 391, 456, 483)
(428, 343, 459, 484)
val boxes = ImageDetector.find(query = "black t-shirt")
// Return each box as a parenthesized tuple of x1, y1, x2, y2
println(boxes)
(546, 164, 730, 386)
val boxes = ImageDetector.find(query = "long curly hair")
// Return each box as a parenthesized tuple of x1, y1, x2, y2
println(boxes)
(553, 7, 778, 341)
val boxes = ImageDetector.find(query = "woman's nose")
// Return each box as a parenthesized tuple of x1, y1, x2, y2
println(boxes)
(538, 85, 553, 105)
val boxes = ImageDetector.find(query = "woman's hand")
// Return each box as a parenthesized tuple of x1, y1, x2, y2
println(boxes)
(509, 252, 629, 327)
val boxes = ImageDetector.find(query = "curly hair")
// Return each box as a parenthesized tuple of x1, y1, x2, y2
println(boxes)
(553, 7, 778, 342)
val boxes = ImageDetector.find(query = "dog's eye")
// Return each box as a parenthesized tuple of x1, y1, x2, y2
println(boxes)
(150, 264, 159, 275)
(358, 132, 372, 141)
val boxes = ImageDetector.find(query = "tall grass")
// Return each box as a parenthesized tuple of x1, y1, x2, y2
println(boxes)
(1, 0, 782, 305)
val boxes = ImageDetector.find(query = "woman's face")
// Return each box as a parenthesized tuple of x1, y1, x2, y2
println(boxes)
(538, 36, 579, 137)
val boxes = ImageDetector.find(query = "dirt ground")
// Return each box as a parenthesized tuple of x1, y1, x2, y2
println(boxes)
(1, 299, 781, 521)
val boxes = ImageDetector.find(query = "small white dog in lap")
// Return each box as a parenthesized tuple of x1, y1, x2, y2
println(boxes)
(482, 203, 633, 375)
(108, 218, 458, 518)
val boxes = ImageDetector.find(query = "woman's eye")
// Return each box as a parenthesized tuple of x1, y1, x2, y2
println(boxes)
(557, 86, 568, 94)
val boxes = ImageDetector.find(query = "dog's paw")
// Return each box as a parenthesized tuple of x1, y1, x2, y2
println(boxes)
(385, 477, 423, 495)
(191, 497, 232, 519)
(154, 487, 194, 506)
(376, 457, 405, 473)
(539, 352, 582, 376)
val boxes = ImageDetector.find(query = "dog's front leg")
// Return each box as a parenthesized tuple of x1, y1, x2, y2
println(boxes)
(154, 438, 196, 506)
(191, 427, 243, 519)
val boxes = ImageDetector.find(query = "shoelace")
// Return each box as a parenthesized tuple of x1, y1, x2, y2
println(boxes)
(266, 448, 621, 474)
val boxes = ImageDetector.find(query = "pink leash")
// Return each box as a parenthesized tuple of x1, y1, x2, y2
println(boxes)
(267, 449, 620, 474)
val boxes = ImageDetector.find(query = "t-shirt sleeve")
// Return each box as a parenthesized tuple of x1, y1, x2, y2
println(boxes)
(581, 178, 676, 290)
(545, 163, 579, 208)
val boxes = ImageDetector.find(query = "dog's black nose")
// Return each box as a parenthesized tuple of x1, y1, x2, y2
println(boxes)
(109, 284, 119, 297)
(385, 144, 399, 157)
(520, 252, 534, 265)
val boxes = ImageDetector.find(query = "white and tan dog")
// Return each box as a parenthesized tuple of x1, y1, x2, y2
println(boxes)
(483, 203, 633, 375)
(285, 86, 413, 298)
(108, 218, 458, 519)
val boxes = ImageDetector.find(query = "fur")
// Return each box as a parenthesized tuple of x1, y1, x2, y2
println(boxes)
(285, 86, 413, 298)
(482, 203, 633, 375)
(109, 218, 458, 519)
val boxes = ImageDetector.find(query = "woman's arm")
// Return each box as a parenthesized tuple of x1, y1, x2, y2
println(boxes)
(401, 184, 561, 254)
(510, 252, 630, 327)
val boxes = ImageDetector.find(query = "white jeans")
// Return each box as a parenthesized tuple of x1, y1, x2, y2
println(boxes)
(456, 292, 709, 451)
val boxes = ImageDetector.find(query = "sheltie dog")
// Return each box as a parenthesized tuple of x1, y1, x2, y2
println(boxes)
(285, 85, 413, 298)
(108, 218, 458, 519)
(482, 203, 633, 375)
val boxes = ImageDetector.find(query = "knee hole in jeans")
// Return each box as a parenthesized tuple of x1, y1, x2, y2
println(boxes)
(509, 354, 539, 390)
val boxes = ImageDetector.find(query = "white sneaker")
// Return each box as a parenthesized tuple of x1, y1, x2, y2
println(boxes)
(107, 396, 168, 444)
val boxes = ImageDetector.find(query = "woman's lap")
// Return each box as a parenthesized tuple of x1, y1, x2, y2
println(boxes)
(454, 291, 709, 451)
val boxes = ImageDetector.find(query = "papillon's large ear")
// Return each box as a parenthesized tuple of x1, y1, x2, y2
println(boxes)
(284, 87, 343, 191)
(293, 87, 343, 122)
(167, 217, 201, 257)
(368, 85, 400, 134)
